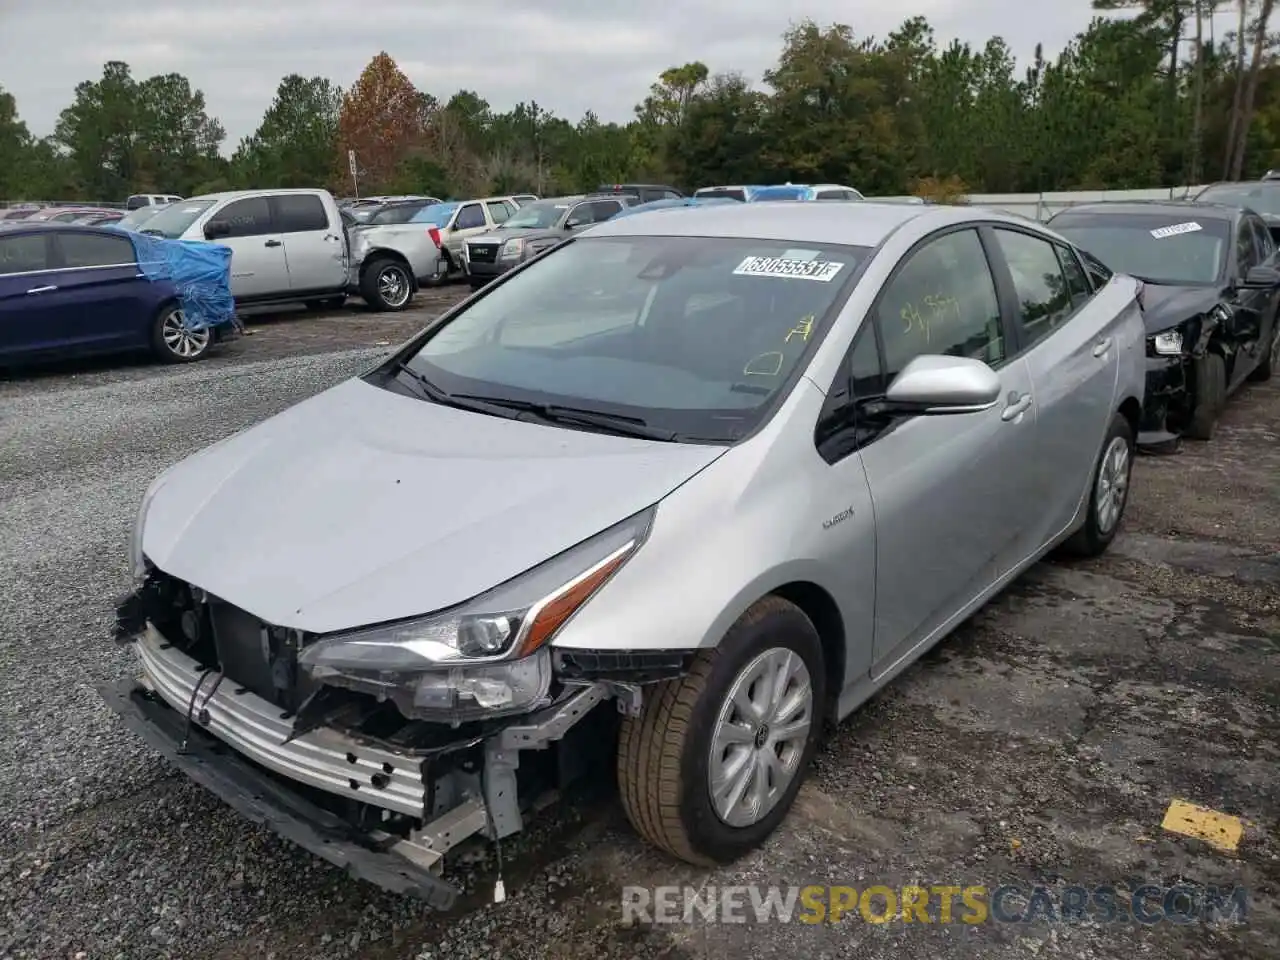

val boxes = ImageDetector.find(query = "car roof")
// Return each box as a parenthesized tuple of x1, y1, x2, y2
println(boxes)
(1050, 200, 1239, 221)
(186, 188, 328, 203)
(585, 199, 940, 245)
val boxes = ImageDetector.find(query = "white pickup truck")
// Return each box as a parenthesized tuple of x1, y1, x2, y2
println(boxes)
(137, 188, 406, 311)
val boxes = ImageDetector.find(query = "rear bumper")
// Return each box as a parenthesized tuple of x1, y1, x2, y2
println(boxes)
(100, 676, 461, 910)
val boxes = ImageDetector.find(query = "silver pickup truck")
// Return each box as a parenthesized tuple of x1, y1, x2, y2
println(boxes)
(347, 197, 521, 310)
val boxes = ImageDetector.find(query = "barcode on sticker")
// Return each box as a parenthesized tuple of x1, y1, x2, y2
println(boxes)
(1150, 222, 1202, 239)
(733, 256, 844, 282)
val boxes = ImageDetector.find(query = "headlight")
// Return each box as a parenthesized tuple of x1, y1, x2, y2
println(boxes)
(1151, 329, 1183, 355)
(500, 238, 524, 259)
(129, 471, 171, 580)
(296, 506, 654, 720)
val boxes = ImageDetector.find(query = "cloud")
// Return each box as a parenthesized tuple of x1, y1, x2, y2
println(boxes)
(0, 0, 1129, 149)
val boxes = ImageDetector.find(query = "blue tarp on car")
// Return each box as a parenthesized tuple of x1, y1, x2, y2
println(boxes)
(127, 232, 236, 332)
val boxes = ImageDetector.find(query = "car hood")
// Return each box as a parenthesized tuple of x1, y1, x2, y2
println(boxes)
(140, 377, 725, 634)
(1138, 284, 1222, 335)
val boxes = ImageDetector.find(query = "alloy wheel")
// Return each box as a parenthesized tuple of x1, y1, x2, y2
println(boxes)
(378, 266, 410, 308)
(161, 309, 211, 359)
(1095, 435, 1131, 535)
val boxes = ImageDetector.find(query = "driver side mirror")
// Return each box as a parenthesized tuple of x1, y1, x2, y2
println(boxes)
(565, 218, 586, 230)
(881, 355, 1002, 414)
(204, 219, 231, 240)
(1240, 264, 1280, 288)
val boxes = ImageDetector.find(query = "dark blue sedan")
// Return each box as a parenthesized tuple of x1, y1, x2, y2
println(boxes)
(0, 223, 231, 365)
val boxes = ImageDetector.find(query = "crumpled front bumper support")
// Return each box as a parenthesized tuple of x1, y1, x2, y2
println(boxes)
(100, 677, 463, 910)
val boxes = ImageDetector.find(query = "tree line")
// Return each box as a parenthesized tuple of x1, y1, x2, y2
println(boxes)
(1, 2, 1278, 205)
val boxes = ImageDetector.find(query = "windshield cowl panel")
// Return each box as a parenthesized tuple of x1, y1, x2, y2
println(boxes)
(393, 234, 871, 444)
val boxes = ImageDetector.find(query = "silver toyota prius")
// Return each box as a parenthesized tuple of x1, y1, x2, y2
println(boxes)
(106, 202, 1146, 907)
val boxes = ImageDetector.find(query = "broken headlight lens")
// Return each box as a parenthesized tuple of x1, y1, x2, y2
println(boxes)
(1151, 329, 1184, 355)
(295, 506, 654, 720)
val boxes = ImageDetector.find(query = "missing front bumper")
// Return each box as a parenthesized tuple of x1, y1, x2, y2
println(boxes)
(100, 677, 464, 909)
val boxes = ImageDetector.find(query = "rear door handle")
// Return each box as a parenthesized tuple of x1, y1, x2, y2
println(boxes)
(264, 240, 282, 248)
(1001, 392, 1032, 421)
(1092, 337, 1113, 357)
(26, 285, 57, 294)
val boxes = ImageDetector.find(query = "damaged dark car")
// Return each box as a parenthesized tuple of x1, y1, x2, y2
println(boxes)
(1048, 201, 1280, 446)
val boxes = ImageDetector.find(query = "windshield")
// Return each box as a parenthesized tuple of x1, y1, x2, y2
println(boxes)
(401, 235, 869, 441)
(1196, 183, 1280, 216)
(369, 203, 429, 225)
(502, 201, 570, 229)
(410, 203, 459, 227)
(695, 188, 747, 202)
(1051, 213, 1229, 285)
(138, 199, 216, 238)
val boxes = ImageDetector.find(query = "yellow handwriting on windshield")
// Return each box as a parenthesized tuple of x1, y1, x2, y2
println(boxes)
(744, 351, 785, 376)
(900, 293, 962, 343)
(785, 314, 816, 343)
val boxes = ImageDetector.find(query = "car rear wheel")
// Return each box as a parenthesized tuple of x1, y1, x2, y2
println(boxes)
(360, 259, 413, 311)
(617, 596, 824, 865)
(1062, 411, 1134, 558)
(150, 304, 212, 364)
(1184, 352, 1226, 440)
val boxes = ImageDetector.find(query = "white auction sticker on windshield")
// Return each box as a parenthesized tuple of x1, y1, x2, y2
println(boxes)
(1151, 221, 1202, 239)
(733, 255, 844, 282)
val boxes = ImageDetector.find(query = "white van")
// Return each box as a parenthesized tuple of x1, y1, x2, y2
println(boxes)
(126, 194, 184, 210)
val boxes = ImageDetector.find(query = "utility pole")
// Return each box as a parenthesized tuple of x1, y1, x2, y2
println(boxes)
(530, 101, 544, 195)
(348, 149, 360, 199)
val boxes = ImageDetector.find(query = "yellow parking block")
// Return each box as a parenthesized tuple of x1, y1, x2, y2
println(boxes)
(1161, 800, 1244, 853)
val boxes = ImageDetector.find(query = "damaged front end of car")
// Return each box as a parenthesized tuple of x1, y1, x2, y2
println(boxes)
(101, 505, 691, 908)
(1139, 304, 1229, 449)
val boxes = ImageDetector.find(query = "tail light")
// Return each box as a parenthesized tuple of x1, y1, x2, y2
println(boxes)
(426, 226, 442, 248)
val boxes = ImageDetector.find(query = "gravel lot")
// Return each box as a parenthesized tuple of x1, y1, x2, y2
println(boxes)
(1, 298, 1276, 959)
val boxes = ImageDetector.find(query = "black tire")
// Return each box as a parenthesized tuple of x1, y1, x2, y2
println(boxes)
(149, 303, 212, 364)
(1062, 412, 1135, 558)
(1249, 315, 1277, 382)
(1184, 352, 1226, 440)
(617, 596, 826, 865)
(359, 258, 414, 312)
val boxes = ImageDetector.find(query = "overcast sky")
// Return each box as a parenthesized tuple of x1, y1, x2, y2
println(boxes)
(0, 0, 1169, 149)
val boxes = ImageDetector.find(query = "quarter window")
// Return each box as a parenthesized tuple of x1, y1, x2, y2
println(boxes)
(58, 232, 136, 268)
(486, 201, 512, 224)
(216, 197, 274, 237)
(0, 234, 49, 274)
(816, 190, 846, 201)
(992, 228, 1074, 348)
(454, 204, 485, 230)
(876, 228, 1006, 382)
(1055, 244, 1092, 305)
(273, 194, 328, 232)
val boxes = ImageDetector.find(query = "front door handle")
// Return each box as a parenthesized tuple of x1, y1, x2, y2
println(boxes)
(26, 285, 57, 294)
(1001, 392, 1032, 421)
(1092, 337, 1113, 357)
(264, 239, 282, 248)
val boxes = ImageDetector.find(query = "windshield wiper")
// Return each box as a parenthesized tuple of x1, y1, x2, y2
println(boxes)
(395, 364, 526, 420)
(451, 393, 678, 441)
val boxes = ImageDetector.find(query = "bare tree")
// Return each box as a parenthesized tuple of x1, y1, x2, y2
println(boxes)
(1189, 0, 1208, 183)
(1223, 0, 1251, 178)
(1229, 0, 1276, 178)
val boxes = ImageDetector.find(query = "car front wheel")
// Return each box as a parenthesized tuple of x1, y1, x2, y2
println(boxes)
(150, 304, 212, 363)
(617, 596, 825, 865)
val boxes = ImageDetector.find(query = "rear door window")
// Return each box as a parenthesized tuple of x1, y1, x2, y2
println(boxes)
(486, 201, 512, 225)
(272, 194, 329, 233)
